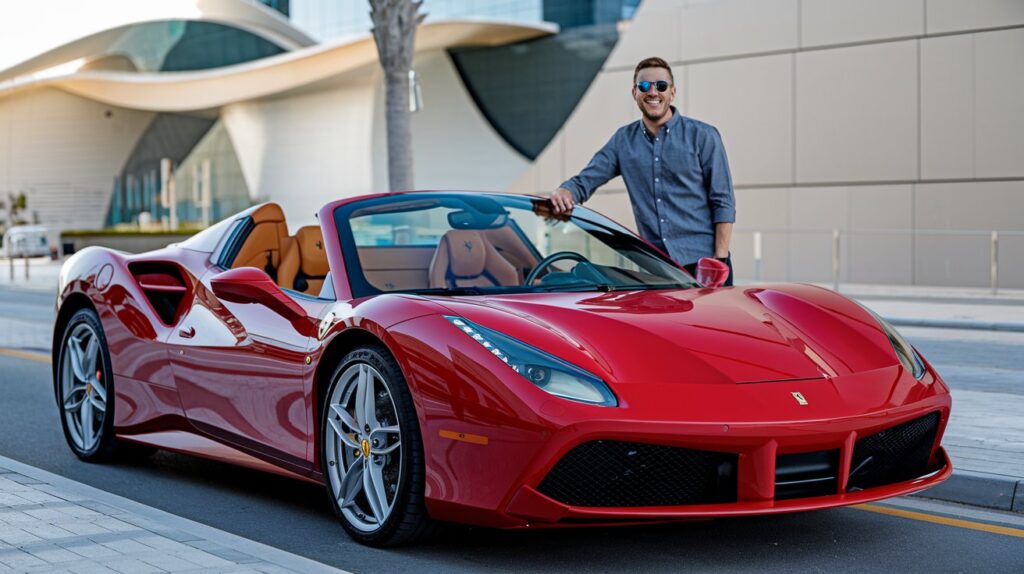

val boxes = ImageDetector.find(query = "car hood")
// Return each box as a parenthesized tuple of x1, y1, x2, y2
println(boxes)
(428, 284, 897, 385)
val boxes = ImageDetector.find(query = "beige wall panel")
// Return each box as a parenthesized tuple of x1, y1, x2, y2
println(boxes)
(786, 187, 848, 282)
(562, 69, 636, 176)
(800, 0, 924, 48)
(2, 88, 152, 231)
(915, 181, 1024, 231)
(920, 34, 974, 179)
(505, 164, 537, 197)
(681, 0, 799, 61)
(997, 235, 1024, 288)
(795, 41, 918, 183)
(847, 185, 913, 284)
(536, 132, 565, 191)
(732, 231, 790, 282)
(926, 0, 1024, 34)
(688, 54, 793, 186)
(410, 52, 529, 193)
(606, 0, 683, 68)
(224, 81, 377, 227)
(848, 234, 914, 284)
(732, 187, 791, 282)
(913, 235, 992, 287)
(974, 28, 1024, 178)
(584, 190, 637, 233)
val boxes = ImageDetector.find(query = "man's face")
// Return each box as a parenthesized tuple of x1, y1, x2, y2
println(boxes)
(632, 67, 676, 123)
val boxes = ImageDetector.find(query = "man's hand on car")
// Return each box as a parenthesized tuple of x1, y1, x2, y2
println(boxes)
(550, 187, 575, 214)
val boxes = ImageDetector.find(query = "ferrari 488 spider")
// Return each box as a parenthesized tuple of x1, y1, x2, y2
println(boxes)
(53, 191, 952, 546)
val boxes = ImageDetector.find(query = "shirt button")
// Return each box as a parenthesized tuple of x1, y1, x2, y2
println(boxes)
(657, 198, 662, 202)
(655, 157, 660, 162)
(655, 177, 659, 182)
(660, 219, 665, 223)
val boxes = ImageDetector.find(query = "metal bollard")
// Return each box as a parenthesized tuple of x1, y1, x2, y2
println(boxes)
(991, 231, 999, 296)
(753, 231, 763, 282)
(832, 229, 841, 292)
(7, 255, 11, 281)
(24, 255, 29, 280)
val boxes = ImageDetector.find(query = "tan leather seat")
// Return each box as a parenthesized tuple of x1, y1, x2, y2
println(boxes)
(428, 230, 518, 289)
(278, 225, 329, 294)
(231, 203, 292, 280)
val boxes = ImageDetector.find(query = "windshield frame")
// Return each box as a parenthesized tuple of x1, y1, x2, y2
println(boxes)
(333, 192, 698, 299)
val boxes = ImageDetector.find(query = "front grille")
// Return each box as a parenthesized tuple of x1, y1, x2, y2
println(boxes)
(775, 450, 839, 500)
(537, 440, 738, 507)
(847, 412, 941, 491)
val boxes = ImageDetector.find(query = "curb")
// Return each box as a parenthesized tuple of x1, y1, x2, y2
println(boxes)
(911, 469, 1024, 513)
(885, 316, 1024, 333)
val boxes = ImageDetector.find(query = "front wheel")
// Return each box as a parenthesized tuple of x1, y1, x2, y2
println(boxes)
(320, 345, 433, 547)
(57, 308, 119, 461)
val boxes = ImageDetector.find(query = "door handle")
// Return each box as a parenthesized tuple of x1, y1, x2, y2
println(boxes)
(179, 326, 196, 339)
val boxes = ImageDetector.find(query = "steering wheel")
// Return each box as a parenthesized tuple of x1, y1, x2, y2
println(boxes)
(524, 251, 593, 285)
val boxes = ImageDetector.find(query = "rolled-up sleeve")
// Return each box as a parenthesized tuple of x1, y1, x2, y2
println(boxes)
(698, 126, 736, 223)
(560, 132, 620, 204)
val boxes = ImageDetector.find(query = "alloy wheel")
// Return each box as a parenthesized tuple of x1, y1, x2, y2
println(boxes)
(324, 362, 403, 532)
(60, 322, 108, 452)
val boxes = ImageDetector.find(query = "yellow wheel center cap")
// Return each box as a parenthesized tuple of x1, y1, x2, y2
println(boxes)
(85, 383, 92, 396)
(361, 438, 371, 458)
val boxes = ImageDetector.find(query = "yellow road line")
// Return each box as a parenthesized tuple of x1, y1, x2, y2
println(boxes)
(854, 503, 1024, 539)
(0, 348, 50, 364)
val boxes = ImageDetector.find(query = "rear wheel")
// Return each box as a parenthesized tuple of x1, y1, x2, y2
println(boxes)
(57, 308, 119, 462)
(321, 345, 432, 546)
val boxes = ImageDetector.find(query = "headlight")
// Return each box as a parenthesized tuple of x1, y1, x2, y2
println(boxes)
(860, 306, 927, 380)
(445, 316, 618, 407)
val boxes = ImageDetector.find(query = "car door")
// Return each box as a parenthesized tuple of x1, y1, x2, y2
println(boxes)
(166, 269, 327, 470)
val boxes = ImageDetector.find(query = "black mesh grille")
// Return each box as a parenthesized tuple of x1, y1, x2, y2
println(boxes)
(848, 412, 941, 491)
(537, 440, 738, 507)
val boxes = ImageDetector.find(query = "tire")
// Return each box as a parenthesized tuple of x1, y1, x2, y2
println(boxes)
(320, 345, 433, 547)
(56, 307, 120, 462)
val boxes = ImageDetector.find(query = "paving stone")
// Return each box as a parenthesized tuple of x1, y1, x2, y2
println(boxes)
(174, 548, 235, 568)
(60, 522, 111, 536)
(23, 542, 81, 564)
(137, 552, 203, 572)
(98, 538, 154, 554)
(0, 549, 48, 569)
(68, 564, 122, 574)
(102, 558, 165, 574)
(0, 526, 43, 545)
(61, 540, 121, 560)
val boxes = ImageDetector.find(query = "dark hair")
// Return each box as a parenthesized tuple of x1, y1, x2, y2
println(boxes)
(633, 57, 675, 84)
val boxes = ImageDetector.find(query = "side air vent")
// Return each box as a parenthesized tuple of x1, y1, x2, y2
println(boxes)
(775, 450, 839, 500)
(128, 262, 190, 325)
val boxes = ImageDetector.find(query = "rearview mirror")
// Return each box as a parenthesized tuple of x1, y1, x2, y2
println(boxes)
(211, 267, 305, 321)
(695, 257, 730, 288)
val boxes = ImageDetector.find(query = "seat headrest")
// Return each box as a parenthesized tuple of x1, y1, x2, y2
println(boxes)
(296, 226, 328, 276)
(442, 230, 488, 278)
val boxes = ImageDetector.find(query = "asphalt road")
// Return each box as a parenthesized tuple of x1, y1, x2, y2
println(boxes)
(1, 287, 1023, 572)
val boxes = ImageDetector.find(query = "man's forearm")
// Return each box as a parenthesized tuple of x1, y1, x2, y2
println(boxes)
(714, 222, 733, 258)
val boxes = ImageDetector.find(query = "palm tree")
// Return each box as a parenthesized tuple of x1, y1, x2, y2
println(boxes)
(369, 0, 425, 192)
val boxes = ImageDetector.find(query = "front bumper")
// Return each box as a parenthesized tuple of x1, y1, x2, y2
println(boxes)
(504, 446, 951, 526)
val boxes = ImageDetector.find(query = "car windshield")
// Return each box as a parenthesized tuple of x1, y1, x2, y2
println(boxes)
(334, 193, 699, 297)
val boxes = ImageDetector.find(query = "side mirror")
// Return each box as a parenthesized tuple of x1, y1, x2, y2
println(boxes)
(211, 267, 305, 321)
(695, 257, 730, 288)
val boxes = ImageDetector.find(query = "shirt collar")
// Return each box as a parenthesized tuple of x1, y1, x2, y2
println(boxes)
(640, 106, 682, 139)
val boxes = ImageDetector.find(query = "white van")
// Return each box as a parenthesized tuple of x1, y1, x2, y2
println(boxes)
(2, 225, 50, 258)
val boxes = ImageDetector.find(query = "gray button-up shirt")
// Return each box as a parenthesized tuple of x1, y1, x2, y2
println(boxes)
(560, 108, 736, 265)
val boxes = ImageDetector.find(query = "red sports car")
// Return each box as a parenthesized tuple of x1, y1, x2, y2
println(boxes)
(53, 191, 952, 546)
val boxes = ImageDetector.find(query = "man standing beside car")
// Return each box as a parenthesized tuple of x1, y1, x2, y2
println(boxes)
(549, 57, 736, 285)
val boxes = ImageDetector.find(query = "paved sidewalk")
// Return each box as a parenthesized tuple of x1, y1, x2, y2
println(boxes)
(0, 455, 344, 574)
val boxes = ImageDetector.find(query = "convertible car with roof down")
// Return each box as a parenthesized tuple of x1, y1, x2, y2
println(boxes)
(52, 191, 952, 546)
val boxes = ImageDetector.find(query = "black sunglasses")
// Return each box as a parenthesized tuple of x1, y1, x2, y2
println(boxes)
(636, 80, 670, 93)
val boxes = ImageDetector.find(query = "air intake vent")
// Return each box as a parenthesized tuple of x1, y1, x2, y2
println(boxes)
(775, 450, 839, 500)
(848, 412, 940, 491)
(128, 262, 190, 325)
(537, 440, 737, 507)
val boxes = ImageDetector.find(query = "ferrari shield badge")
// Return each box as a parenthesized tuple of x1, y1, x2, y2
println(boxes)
(791, 391, 809, 406)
